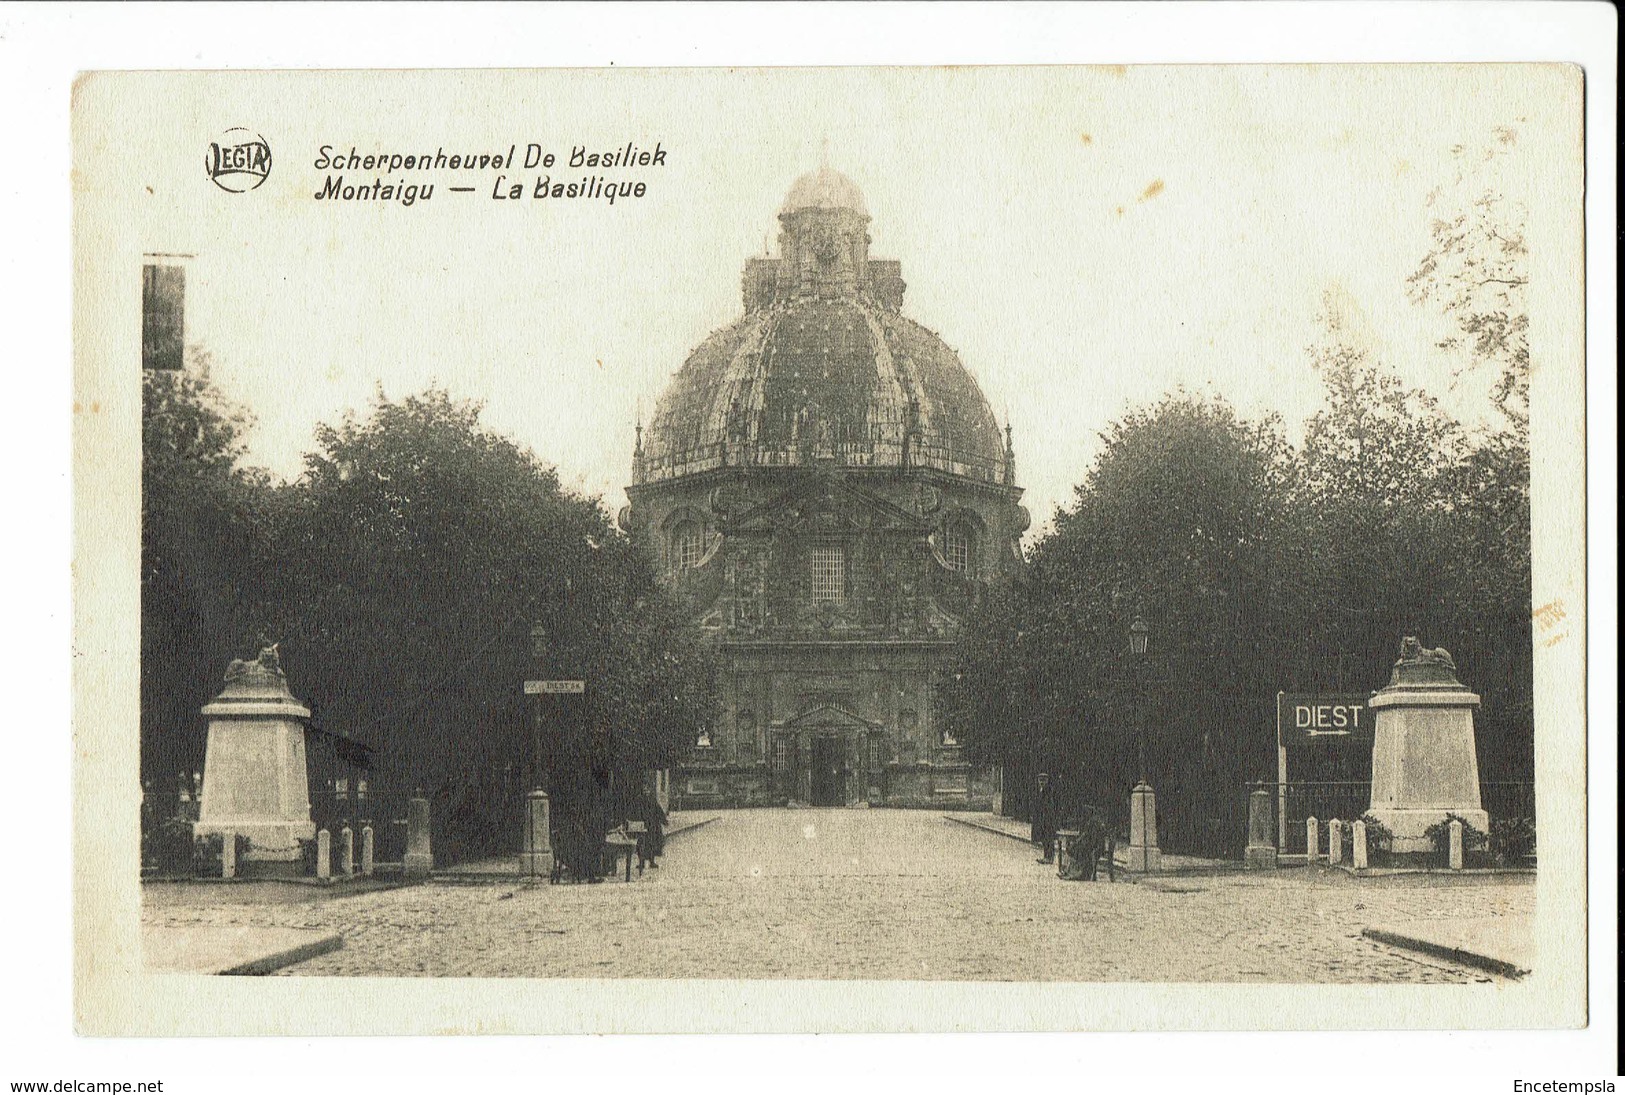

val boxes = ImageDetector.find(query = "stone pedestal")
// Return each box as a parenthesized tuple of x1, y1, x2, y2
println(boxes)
(404, 795, 433, 879)
(1328, 819, 1344, 865)
(1366, 639, 1489, 855)
(1352, 820, 1369, 870)
(1126, 782, 1161, 872)
(1244, 788, 1277, 869)
(340, 826, 354, 877)
(518, 789, 554, 877)
(360, 826, 375, 877)
(194, 646, 316, 875)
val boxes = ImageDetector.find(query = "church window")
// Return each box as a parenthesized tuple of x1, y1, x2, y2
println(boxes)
(810, 545, 845, 604)
(672, 521, 704, 574)
(943, 521, 973, 574)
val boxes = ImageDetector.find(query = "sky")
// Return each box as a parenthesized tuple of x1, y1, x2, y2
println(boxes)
(110, 65, 1579, 532)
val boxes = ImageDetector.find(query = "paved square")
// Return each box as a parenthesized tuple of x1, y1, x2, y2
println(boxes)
(143, 809, 1530, 981)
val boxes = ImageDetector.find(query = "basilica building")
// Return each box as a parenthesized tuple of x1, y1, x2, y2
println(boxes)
(622, 167, 1028, 809)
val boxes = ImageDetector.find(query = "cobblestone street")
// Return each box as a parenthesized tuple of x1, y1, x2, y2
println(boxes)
(143, 809, 1531, 982)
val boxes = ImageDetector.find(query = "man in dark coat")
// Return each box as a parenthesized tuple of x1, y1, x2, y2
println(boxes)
(635, 788, 668, 870)
(1031, 772, 1058, 864)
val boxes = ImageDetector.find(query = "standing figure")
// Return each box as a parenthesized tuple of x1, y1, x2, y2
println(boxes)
(636, 788, 668, 870)
(1031, 772, 1058, 864)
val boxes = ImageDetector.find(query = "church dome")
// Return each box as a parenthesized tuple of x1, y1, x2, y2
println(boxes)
(639, 168, 1010, 488)
(780, 166, 869, 216)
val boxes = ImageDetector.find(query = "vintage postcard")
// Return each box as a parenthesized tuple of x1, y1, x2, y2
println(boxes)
(73, 64, 1588, 1035)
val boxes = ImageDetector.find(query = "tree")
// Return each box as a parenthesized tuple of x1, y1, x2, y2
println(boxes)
(141, 351, 273, 787)
(1298, 310, 1470, 695)
(940, 393, 1306, 852)
(1407, 130, 1530, 434)
(261, 387, 716, 859)
(1404, 130, 1534, 785)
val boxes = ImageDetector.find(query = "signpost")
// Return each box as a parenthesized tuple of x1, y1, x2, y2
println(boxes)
(1275, 692, 1375, 849)
(522, 621, 585, 881)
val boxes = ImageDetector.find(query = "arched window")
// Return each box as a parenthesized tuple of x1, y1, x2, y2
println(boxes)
(943, 520, 974, 574)
(672, 521, 704, 575)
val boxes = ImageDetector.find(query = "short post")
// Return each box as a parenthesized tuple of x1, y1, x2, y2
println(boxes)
(220, 831, 236, 879)
(1448, 819, 1464, 870)
(340, 825, 355, 877)
(1352, 820, 1369, 870)
(1328, 818, 1343, 865)
(1126, 782, 1161, 872)
(518, 789, 554, 878)
(404, 793, 433, 879)
(1306, 817, 1319, 862)
(360, 825, 375, 877)
(316, 828, 332, 881)
(1244, 788, 1277, 869)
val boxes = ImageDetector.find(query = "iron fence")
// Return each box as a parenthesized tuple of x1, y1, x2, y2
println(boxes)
(1248, 779, 1535, 860)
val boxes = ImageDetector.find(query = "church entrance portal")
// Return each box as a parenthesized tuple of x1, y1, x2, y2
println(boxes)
(809, 735, 845, 806)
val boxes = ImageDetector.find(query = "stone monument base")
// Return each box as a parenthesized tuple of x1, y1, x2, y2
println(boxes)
(1366, 807, 1488, 856)
(1245, 844, 1278, 870)
(193, 819, 316, 875)
(197, 647, 318, 880)
(518, 851, 555, 877)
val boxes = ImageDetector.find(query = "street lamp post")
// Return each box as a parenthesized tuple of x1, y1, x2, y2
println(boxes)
(1129, 616, 1149, 783)
(520, 623, 555, 881)
(1126, 616, 1161, 873)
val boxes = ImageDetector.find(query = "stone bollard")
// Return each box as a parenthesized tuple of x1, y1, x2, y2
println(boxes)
(316, 828, 332, 881)
(220, 831, 236, 879)
(1328, 818, 1343, 865)
(1244, 788, 1277, 869)
(361, 825, 375, 877)
(404, 794, 433, 879)
(340, 825, 354, 877)
(1352, 820, 1368, 870)
(1306, 817, 1319, 862)
(1127, 783, 1161, 872)
(518, 789, 554, 878)
(1448, 819, 1464, 870)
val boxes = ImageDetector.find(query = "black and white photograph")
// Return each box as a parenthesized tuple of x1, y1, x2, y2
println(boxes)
(31, 8, 1612, 1079)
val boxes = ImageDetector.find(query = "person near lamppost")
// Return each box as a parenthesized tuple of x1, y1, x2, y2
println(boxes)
(1031, 771, 1059, 864)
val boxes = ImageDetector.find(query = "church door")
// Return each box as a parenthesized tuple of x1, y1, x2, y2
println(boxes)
(809, 735, 845, 806)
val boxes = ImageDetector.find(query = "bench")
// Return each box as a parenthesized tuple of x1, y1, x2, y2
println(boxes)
(603, 830, 639, 882)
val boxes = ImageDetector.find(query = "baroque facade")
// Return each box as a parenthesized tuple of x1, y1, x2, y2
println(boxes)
(622, 167, 1027, 809)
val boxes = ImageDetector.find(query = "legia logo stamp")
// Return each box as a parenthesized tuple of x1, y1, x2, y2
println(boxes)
(206, 128, 272, 192)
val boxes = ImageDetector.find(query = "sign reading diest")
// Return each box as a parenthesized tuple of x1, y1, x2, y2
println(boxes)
(1278, 693, 1373, 739)
(524, 680, 585, 695)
